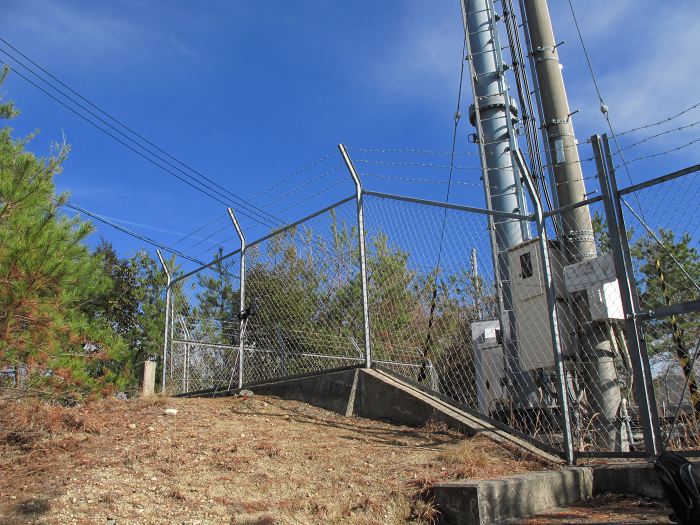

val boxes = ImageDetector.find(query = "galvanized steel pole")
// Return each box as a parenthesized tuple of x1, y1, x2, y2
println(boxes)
(516, 149, 575, 464)
(156, 250, 172, 392)
(338, 143, 372, 368)
(228, 208, 246, 389)
(519, 0, 595, 257)
(461, 0, 539, 406)
(594, 135, 662, 459)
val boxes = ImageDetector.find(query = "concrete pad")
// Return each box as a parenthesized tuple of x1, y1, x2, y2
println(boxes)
(358, 369, 563, 464)
(592, 463, 664, 499)
(429, 468, 593, 525)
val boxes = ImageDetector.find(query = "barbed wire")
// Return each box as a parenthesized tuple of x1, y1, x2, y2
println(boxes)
(171, 214, 228, 247)
(182, 223, 233, 252)
(247, 150, 336, 201)
(614, 136, 700, 170)
(274, 179, 348, 216)
(360, 172, 483, 188)
(614, 118, 700, 154)
(353, 159, 481, 170)
(616, 100, 700, 138)
(347, 146, 478, 157)
(261, 165, 343, 208)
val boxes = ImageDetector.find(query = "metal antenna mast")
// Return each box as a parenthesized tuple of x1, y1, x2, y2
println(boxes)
(519, 0, 626, 450)
(460, 0, 538, 406)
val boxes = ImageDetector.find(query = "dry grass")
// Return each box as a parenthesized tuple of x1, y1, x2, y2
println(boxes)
(437, 433, 547, 479)
(0, 395, 545, 524)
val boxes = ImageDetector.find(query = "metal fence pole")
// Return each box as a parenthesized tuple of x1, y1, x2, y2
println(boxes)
(156, 250, 172, 392)
(228, 208, 247, 389)
(592, 134, 662, 460)
(338, 143, 372, 368)
(516, 150, 575, 464)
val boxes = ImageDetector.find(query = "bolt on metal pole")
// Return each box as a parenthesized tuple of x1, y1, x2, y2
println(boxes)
(228, 208, 247, 389)
(593, 135, 662, 459)
(156, 250, 172, 392)
(338, 143, 372, 368)
(516, 150, 575, 464)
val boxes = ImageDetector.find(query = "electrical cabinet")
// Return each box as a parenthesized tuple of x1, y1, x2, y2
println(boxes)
(563, 253, 624, 321)
(507, 238, 574, 372)
(471, 320, 505, 416)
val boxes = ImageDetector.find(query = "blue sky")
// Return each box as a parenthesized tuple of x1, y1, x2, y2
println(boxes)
(1, 0, 698, 272)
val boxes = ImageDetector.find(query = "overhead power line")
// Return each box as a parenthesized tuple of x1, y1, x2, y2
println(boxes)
(63, 202, 207, 265)
(0, 39, 284, 230)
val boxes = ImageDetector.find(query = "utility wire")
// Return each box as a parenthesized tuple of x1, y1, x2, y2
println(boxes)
(565, 0, 646, 216)
(418, 26, 467, 383)
(1, 57, 279, 230)
(63, 202, 207, 265)
(0, 39, 285, 230)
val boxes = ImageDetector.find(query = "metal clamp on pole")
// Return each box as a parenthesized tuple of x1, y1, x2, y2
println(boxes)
(228, 208, 247, 390)
(338, 143, 372, 368)
(156, 250, 172, 392)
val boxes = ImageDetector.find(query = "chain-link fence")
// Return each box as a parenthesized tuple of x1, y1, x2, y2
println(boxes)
(616, 162, 700, 454)
(161, 139, 699, 463)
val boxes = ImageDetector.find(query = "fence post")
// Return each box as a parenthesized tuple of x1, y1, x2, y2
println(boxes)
(515, 150, 575, 465)
(338, 144, 372, 368)
(228, 208, 247, 389)
(156, 250, 172, 392)
(592, 134, 662, 460)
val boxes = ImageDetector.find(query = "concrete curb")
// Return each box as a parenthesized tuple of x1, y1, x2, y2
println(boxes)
(429, 467, 593, 525)
(428, 462, 670, 524)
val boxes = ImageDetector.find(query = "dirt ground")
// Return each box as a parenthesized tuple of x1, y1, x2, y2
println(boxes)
(0, 394, 544, 525)
(518, 492, 673, 524)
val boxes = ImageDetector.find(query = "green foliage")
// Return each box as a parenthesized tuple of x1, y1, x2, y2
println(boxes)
(0, 75, 127, 397)
(632, 228, 700, 356)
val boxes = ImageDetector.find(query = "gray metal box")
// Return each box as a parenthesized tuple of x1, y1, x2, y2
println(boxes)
(472, 320, 505, 416)
(507, 239, 574, 371)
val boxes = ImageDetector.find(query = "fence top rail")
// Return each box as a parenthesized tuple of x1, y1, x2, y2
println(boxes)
(542, 195, 604, 219)
(171, 194, 355, 285)
(617, 163, 700, 196)
(246, 195, 355, 250)
(173, 247, 242, 284)
(363, 189, 535, 221)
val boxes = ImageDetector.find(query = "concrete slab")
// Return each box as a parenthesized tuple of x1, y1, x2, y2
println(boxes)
(429, 468, 593, 525)
(591, 463, 664, 499)
(358, 369, 563, 464)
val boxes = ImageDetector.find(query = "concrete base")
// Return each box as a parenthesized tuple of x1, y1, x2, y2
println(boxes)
(428, 463, 670, 524)
(592, 463, 665, 499)
(430, 468, 593, 525)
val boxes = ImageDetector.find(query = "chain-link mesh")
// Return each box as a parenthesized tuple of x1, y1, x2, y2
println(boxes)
(160, 162, 700, 459)
(243, 198, 365, 383)
(619, 169, 700, 451)
(363, 193, 567, 449)
(167, 253, 242, 394)
(544, 196, 639, 454)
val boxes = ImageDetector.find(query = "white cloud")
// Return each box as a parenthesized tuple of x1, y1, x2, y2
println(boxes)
(365, 2, 463, 106)
(553, 0, 700, 147)
(3, 0, 199, 66)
